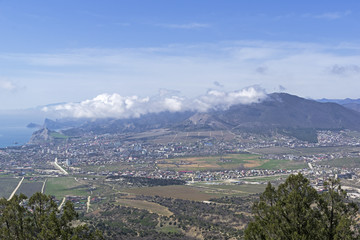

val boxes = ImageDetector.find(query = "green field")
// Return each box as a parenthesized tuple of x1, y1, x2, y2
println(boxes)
(157, 153, 306, 171)
(44, 177, 89, 199)
(50, 132, 69, 139)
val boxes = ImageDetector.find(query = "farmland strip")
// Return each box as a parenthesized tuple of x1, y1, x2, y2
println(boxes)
(8, 177, 24, 200)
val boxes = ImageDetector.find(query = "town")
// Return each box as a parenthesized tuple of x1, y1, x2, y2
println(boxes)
(1, 129, 360, 199)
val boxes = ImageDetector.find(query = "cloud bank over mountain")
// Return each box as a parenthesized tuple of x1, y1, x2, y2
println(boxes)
(42, 86, 267, 119)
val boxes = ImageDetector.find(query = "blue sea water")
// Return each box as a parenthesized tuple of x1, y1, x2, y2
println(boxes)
(0, 126, 36, 148)
(0, 110, 45, 148)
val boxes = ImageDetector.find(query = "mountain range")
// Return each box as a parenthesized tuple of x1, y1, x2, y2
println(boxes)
(29, 93, 360, 143)
(317, 98, 360, 112)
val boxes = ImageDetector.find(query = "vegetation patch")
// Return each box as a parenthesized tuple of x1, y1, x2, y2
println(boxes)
(107, 176, 185, 187)
(116, 198, 173, 216)
(279, 128, 318, 143)
(158, 225, 182, 234)
(44, 177, 88, 199)
(50, 132, 69, 139)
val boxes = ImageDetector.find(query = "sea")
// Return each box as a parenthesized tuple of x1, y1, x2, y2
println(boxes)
(0, 126, 36, 148)
(0, 110, 45, 148)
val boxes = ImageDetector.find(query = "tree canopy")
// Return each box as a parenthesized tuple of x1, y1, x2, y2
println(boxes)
(0, 192, 103, 240)
(245, 173, 359, 240)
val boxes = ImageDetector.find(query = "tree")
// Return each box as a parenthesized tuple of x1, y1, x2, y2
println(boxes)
(318, 178, 359, 240)
(0, 192, 103, 240)
(245, 173, 359, 240)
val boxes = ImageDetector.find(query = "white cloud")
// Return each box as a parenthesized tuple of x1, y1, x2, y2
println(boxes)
(42, 86, 267, 119)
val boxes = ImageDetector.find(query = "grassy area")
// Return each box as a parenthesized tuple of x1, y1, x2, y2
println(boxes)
(44, 177, 89, 199)
(116, 198, 173, 216)
(157, 153, 305, 171)
(50, 132, 69, 139)
(320, 157, 360, 168)
(158, 225, 182, 234)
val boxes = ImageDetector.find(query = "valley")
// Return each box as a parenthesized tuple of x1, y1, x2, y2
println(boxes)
(2, 94, 360, 238)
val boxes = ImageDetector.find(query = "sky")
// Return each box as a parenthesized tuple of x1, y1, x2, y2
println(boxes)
(1, 0, 360, 116)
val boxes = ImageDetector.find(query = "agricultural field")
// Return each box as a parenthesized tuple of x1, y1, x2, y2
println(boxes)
(157, 153, 306, 171)
(44, 177, 89, 199)
(0, 178, 22, 199)
(123, 185, 218, 201)
(123, 183, 267, 201)
(15, 179, 44, 197)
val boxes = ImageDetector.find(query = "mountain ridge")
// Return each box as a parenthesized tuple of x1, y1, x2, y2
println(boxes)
(31, 93, 360, 142)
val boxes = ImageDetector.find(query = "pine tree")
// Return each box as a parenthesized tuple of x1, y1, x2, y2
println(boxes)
(245, 173, 359, 240)
(0, 192, 103, 240)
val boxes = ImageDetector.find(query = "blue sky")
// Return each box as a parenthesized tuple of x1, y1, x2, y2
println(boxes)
(1, 0, 360, 112)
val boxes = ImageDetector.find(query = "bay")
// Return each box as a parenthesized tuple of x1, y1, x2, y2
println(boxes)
(0, 110, 45, 148)
(0, 126, 36, 148)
